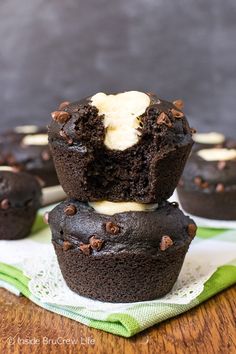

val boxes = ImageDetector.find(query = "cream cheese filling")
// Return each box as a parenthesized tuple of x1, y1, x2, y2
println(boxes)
(22, 134, 48, 146)
(89, 201, 158, 215)
(193, 132, 225, 145)
(91, 91, 150, 150)
(197, 148, 236, 161)
(0, 166, 16, 172)
(14, 125, 40, 134)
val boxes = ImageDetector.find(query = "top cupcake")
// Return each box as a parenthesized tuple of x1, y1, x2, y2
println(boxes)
(48, 91, 193, 203)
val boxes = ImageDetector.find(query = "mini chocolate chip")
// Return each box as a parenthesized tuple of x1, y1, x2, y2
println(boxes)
(63, 240, 73, 251)
(51, 111, 71, 124)
(156, 112, 172, 128)
(64, 204, 77, 216)
(89, 236, 104, 251)
(105, 221, 120, 235)
(59, 130, 73, 145)
(194, 176, 209, 189)
(160, 235, 173, 251)
(201, 181, 209, 189)
(79, 243, 91, 255)
(190, 127, 197, 135)
(217, 161, 226, 170)
(173, 99, 184, 110)
(1, 199, 10, 210)
(41, 150, 51, 161)
(170, 108, 184, 118)
(187, 223, 197, 238)
(43, 212, 49, 224)
(58, 101, 70, 110)
(216, 183, 224, 193)
(171, 202, 179, 208)
(194, 176, 202, 186)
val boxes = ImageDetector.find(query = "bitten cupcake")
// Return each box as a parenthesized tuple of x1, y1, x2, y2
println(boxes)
(177, 144, 236, 220)
(0, 167, 42, 240)
(49, 199, 196, 302)
(0, 125, 58, 187)
(48, 92, 193, 203)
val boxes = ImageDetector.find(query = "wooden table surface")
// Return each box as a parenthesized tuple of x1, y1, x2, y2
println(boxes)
(0, 286, 235, 354)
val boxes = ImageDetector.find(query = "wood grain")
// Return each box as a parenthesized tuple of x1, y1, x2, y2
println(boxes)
(0, 287, 235, 354)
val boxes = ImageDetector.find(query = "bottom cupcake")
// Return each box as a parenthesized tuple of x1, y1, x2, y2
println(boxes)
(0, 168, 42, 240)
(49, 200, 196, 303)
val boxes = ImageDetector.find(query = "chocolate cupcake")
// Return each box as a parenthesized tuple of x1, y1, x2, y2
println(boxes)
(48, 92, 193, 203)
(0, 125, 58, 187)
(177, 145, 236, 220)
(49, 199, 196, 302)
(0, 167, 42, 240)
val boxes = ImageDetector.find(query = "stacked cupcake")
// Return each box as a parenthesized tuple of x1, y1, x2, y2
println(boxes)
(48, 91, 197, 303)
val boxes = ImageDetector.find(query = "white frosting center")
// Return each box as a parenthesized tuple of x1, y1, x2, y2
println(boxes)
(0, 166, 15, 172)
(14, 125, 40, 134)
(193, 132, 225, 144)
(89, 201, 158, 215)
(22, 134, 48, 146)
(197, 148, 236, 161)
(91, 91, 150, 150)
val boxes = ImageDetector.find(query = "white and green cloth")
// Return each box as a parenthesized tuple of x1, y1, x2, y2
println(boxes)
(0, 212, 235, 338)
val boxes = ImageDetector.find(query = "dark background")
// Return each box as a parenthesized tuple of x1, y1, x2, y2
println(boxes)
(0, 0, 236, 135)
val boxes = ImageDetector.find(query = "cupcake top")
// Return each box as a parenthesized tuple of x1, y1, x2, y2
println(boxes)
(0, 168, 42, 208)
(180, 144, 236, 192)
(0, 125, 47, 144)
(0, 126, 52, 170)
(49, 91, 193, 152)
(49, 199, 196, 255)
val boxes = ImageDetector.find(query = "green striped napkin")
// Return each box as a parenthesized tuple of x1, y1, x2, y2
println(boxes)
(0, 213, 235, 338)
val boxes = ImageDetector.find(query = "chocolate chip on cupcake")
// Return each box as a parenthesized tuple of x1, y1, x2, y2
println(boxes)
(177, 143, 236, 220)
(49, 199, 196, 302)
(0, 125, 58, 187)
(0, 167, 42, 240)
(48, 91, 193, 203)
